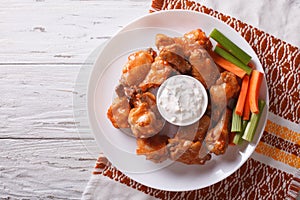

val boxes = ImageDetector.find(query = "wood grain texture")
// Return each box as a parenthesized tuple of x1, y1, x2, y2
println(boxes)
(0, 0, 150, 63)
(0, 139, 96, 199)
(0, 64, 80, 138)
(0, 0, 150, 198)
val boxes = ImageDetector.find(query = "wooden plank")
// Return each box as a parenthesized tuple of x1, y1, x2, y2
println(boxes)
(0, 0, 150, 63)
(0, 139, 97, 199)
(0, 64, 93, 139)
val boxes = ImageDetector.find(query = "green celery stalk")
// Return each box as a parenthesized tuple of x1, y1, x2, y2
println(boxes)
(231, 107, 242, 132)
(233, 120, 248, 145)
(210, 28, 252, 65)
(242, 100, 266, 142)
(214, 46, 252, 75)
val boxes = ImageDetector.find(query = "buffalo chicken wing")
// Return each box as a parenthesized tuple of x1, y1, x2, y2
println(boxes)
(205, 108, 232, 155)
(128, 92, 164, 138)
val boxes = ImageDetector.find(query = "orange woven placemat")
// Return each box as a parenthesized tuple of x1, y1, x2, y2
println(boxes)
(93, 0, 300, 199)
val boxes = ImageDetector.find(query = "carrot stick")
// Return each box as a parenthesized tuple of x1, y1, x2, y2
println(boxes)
(248, 70, 264, 114)
(235, 75, 250, 116)
(243, 90, 251, 120)
(209, 51, 247, 79)
(243, 76, 252, 120)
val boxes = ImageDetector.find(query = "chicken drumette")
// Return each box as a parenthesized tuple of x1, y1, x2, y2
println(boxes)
(167, 115, 212, 165)
(205, 108, 232, 155)
(209, 71, 240, 123)
(128, 92, 165, 138)
(120, 48, 156, 87)
(155, 29, 219, 89)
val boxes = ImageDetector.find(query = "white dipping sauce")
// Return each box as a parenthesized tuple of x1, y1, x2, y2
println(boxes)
(157, 75, 208, 126)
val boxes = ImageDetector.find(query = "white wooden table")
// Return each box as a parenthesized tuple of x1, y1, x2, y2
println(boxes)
(0, 1, 150, 199)
(1, 0, 298, 199)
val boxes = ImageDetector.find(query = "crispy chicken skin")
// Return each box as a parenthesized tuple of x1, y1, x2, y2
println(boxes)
(156, 29, 213, 58)
(107, 97, 131, 128)
(210, 71, 240, 122)
(128, 92, 164, 138)
(205, 108, 232, 155)
(128, 103, 163, 138)
(130, 91, 156, 108)
(176, 115, 211, 142)
(209, 84, 226, 123)
(115, 84, 125, 97)
(189, 48, 220, 88)
(183, 29, 213, 51)
(168, 139, 211, 165)
(135, 115, 212, 165)
(139, 57, 175, 92)
(136, 134, 169, 163)
(166, 115, 212, 165)
(155, 34, 175, 51)
(159, 49, 192, 74)
(120, 48, 156, 87)
(215, 71, 240, 99)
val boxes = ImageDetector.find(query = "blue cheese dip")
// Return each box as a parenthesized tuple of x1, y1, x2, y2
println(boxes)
(157, 75, 208, 126)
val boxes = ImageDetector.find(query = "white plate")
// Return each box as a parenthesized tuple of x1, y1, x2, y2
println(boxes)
(87, 10, 269, 191)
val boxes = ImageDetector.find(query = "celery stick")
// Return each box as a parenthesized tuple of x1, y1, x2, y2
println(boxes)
(242, 100, 266, 142)
(233, 120, 248, 145)
(233, 132, 242, 145)
(231, 107, 242, 132)
(214, 46, 252, 75)
(210, 28, 252, 65)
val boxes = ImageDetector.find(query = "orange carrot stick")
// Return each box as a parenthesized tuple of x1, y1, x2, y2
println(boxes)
(243, 90, 251, 120)
(248, 70, 264, 114)
(209, 51, 247, 79)
(235, 75, 250, 116)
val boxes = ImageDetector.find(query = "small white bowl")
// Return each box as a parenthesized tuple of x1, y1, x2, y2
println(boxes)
(156, 75, 208, 126)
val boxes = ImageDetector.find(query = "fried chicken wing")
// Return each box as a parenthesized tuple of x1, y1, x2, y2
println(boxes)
(215, 71, 241, 99)
(156, 29, 213, 58)
(209, 83, 227, 122)
(159, 49, 192, 74)
(120, 48, 156, 87)
(183, 29, 213, 51)
(205, 108, 232, 155)
(128, 92, 164, 138)
(139, 57, 175, 92)
(166, 115, 211, 165)
(160, 43, 185, 57)
(189, 48, 220, 88)
(115, 84, 125, 97)
(210, 71, 240, 122)
(155, 34, 175, 51)
(136, 134, 169, 163)
(167, 139, 211, 165)
(176, 115, 211, 142)
(107, 97, 131, 128)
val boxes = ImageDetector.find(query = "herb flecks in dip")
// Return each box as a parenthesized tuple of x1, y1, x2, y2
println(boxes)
(157, 75, 207, 126)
